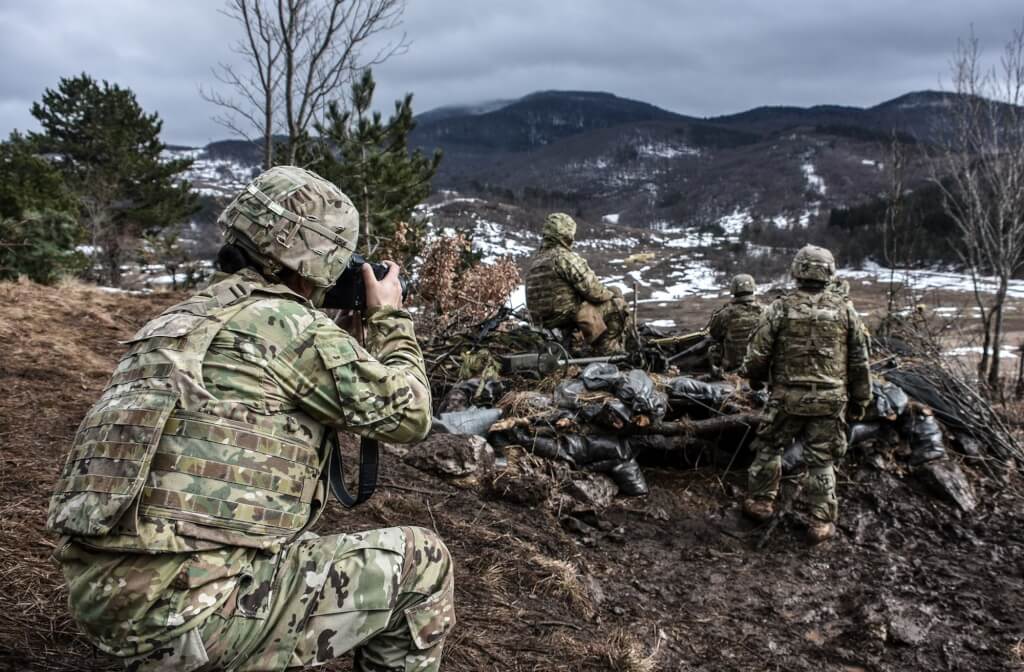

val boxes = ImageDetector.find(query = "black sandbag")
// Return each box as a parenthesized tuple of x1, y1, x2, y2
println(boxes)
(439, 377, 510, 413)
(558, 434, 589, 465)
(606, 458, 649, 497)
(848, 422, 883, 449)
(617, 369, 668, 418)
(666, 376, 736, 408)
(882, 382, 909, 417)
(579, 399, 633, 430)
(596, 399, 633, 429)
(587, 435, 632, 462)
(867, 379, 910, 421)
(585, 456, 649, 496)
(908, 408, 946, 465)
(554, 379, 587, 410)
(581, 362, 623, 391)
(885, 369, 967, 433)
(434, 407, 504, 436)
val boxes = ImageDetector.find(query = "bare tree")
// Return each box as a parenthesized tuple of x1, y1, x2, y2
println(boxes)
(882, 133, 908, 315)
(931, 22, 1024, 395)
(203, 0, 408, 169)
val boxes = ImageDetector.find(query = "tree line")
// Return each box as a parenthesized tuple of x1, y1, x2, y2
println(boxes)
(0, 0, 436, 288)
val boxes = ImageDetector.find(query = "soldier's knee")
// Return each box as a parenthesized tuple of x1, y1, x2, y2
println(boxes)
(402, 526, 453, 594)
(393, 527, 455, 661)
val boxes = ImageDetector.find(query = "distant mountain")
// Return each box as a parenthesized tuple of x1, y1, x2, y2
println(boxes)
(708, 90, 960, 142)
(171, 89, 1011, 237)
(414, 99, 514, 125)
(410, 90, 691, 153)
(404, 89, 1007, 231)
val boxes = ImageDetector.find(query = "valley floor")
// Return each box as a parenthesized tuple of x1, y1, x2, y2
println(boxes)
(1, 280, 1023, 671)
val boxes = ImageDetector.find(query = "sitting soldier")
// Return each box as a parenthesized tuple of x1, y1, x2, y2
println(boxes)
(525, 212, 632, 353)
(706, 274, 764, 372)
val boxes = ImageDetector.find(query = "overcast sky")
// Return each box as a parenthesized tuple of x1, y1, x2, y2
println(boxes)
(0, 0, 1020, 146)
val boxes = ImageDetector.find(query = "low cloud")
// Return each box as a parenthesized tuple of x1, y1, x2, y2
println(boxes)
(1, 0, 1020, 145)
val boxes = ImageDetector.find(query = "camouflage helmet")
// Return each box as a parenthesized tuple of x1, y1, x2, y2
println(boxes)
(729, 274, 756, 296)
(542, 212, 577, 248)
(218, 165, 358, 291)
(790, 245, 836, 283)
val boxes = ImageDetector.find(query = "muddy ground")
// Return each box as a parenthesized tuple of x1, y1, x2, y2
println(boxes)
(2, 279, 1024, 671)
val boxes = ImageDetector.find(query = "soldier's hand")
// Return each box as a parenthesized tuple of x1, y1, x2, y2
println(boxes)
(364, 261, 403, 309)
(849, 402, 869, 422)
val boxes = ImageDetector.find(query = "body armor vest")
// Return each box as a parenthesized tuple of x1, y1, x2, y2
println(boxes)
(771, 290, 849, 390)
(47, 273, 327, 552)
(526, 247, 580, 326)
(721, 301, 763, 370)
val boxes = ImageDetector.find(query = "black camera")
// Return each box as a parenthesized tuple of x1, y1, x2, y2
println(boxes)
(322, 254, 410, 311)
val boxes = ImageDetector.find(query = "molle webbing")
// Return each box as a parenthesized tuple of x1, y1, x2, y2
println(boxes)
(47, 275, 323, 544)
(142, 409, 320, 535)
(47, 389, 179, 537)
(237, 182, 354, 251)
(773, 291, 848, 388)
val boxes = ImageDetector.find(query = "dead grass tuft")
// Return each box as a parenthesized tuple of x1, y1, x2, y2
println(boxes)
(604, 628, 662, 672)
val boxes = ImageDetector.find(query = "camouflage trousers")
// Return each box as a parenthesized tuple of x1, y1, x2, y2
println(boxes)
(576, 296, 633, 354)
(127, 526, 454, 672)
(747, 406, 847, 523)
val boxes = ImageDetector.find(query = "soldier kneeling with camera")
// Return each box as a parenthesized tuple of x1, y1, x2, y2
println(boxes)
(48, 166, 454, 672)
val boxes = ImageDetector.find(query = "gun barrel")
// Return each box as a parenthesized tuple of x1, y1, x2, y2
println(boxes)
(560, 355, 628, 366)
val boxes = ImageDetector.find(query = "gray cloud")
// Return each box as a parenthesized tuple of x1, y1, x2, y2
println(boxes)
(0, 0, 1020, 145)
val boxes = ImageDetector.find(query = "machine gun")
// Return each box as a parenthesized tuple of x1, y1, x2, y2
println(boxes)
(498, 342, 628, 377)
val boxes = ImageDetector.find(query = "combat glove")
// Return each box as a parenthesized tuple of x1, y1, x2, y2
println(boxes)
(848, 401, 869, 422)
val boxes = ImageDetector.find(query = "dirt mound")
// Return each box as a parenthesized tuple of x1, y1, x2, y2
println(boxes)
(2, 280, 1024, 671)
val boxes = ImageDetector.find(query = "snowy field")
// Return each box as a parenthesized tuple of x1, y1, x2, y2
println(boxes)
(839, 262, 1024, 300)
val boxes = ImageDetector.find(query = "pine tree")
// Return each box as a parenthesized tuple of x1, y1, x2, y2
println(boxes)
(303, 69, 441, 262)
(30, 74, 198, 286)
(0, 132, 85, 283)
(0, 131, 75, 219)
(0, 210, 86, 283)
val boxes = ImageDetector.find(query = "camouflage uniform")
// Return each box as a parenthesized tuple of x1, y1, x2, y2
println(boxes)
(742, 246, 870, 535)
(707, 274, 763, 371)
(47, 167, 455, 671)
(525, 213, 632, 353)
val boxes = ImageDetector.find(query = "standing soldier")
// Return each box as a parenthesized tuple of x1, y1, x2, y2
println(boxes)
(47, 167, 455, 671)
(525, 212, 632, 353)
(741, 245, 870, 543)
(707, 274, 763, 372)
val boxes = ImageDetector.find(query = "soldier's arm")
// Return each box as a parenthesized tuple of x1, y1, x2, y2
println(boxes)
(741, 301, 779, 384)
(273, 309, 432, 443)
(845, 303, 872, 404)
(706, 306, 727, 342)
(559, 252, 616, 304)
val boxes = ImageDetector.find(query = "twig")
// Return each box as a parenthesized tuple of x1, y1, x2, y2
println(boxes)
(530, 619, 583, 631)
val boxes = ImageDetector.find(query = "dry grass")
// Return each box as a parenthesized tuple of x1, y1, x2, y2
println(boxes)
(0, 280, 177, 670)
(604, 628, 663, 672)
(1012, 639, 1024, 669)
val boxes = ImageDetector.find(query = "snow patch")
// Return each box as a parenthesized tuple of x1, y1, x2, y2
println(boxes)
(636, 143, 701, 159)
(717, 209, 752, 237)
(945, 346, 1019, 360)
(802, 162, 826, 196)
(645, 261, 720, 301)
(838, 261, 1024, 299)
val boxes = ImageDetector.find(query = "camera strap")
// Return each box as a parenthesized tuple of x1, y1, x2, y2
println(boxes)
(326, 436, 379, 508)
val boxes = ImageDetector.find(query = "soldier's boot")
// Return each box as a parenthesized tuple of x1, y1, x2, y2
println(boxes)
(805, 465, 838, 544)
(807, 520, 836, 544)
(742, 498, 774, 522)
